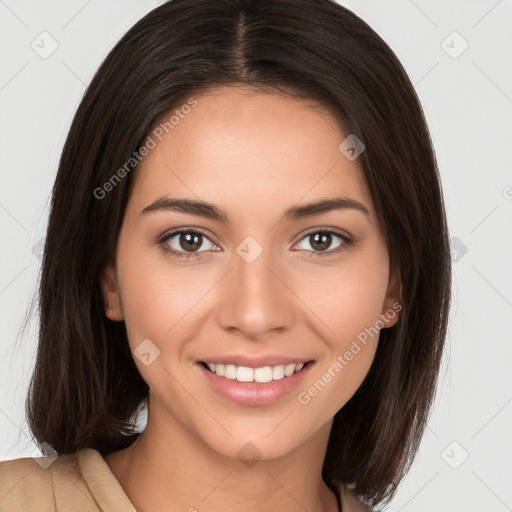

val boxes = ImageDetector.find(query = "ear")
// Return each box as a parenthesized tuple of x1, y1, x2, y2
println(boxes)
(380, 266, 402, 329)
(99, 264, 124, 321)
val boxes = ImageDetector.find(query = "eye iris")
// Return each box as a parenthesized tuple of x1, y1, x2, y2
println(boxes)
(180, 232, 202, 252)
(310, 232, 331, 251)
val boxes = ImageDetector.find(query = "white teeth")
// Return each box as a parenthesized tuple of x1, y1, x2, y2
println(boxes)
(224, 364, 237, 379)
(284, 364, 296, 377)
(237, 366, 254, 382)
(254, 366, 273, 383)
(205, 362, 306, 382)
(272, 365, 285, 380)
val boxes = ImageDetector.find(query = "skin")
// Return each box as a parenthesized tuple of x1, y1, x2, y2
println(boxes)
(101, 85, 401, 512)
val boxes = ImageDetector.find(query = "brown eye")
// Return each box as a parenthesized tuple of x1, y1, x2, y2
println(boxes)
(159, 229, 217, 258)
(176, 232, 203, 252)
(295, 229, 353, 256)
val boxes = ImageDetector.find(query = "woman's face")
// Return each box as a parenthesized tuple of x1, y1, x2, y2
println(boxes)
(101, 85, 400, 461)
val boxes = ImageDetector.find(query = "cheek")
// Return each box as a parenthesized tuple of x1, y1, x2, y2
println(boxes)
(299, 249, 389, 346)
(296, 280, 384, 420)
(293, 251, 388, 414)
(116, 238, 219, 356)
(298, 344, 377, 423)
(115, 237, 177, 346)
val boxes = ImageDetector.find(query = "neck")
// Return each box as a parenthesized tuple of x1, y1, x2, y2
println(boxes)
(104, 397, 339, 512)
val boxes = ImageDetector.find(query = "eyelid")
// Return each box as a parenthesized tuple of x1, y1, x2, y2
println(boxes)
(297, 226, 353, 242)
(157, 227, 219, 251)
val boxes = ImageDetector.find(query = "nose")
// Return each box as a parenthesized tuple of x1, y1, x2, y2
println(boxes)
(216, 245, 295, 340)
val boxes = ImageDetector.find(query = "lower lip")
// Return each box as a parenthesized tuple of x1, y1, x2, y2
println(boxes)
(195, 362, 314, 406)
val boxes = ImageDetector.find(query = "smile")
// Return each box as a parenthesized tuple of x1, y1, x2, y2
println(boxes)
(196, 360, 314, 406)
(201, 362, 305, 383)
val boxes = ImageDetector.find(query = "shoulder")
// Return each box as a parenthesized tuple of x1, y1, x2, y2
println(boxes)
(0, 449, 95, 511)
(0, 454, 56, 510)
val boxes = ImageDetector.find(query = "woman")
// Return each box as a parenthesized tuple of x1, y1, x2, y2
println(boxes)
(0, 0, 451, 511)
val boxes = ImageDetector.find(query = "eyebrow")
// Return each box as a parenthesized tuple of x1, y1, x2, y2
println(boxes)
(140, 196, 371, 223)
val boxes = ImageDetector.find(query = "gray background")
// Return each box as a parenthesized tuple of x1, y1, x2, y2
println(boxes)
(1, 1, 511, 510)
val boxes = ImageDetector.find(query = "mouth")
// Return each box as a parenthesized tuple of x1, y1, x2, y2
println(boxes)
(199, 361, 312, 383)
(195, 360, 315, 406)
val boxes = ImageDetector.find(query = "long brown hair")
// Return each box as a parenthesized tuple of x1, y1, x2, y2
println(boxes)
(25, 0, 451, 507)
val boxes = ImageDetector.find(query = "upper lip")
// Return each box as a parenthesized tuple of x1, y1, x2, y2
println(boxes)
(198, 354, 314, 368)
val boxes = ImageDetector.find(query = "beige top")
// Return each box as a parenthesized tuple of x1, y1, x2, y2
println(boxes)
(0, 448, 371, 511)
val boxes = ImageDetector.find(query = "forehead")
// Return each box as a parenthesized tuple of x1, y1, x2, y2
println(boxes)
(131, 86, 373, 220)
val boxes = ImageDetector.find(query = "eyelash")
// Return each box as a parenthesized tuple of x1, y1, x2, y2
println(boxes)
(157, 227, 354, 260)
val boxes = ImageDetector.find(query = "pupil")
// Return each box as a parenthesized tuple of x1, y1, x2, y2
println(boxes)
(311, 232, 331, 251)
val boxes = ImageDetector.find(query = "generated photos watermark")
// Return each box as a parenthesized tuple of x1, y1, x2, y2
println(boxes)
(297, 301, 402, 405)
(93, 97, 198, 200)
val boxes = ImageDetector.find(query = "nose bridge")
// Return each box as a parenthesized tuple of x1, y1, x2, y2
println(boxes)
(216, 236, 294, 337)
